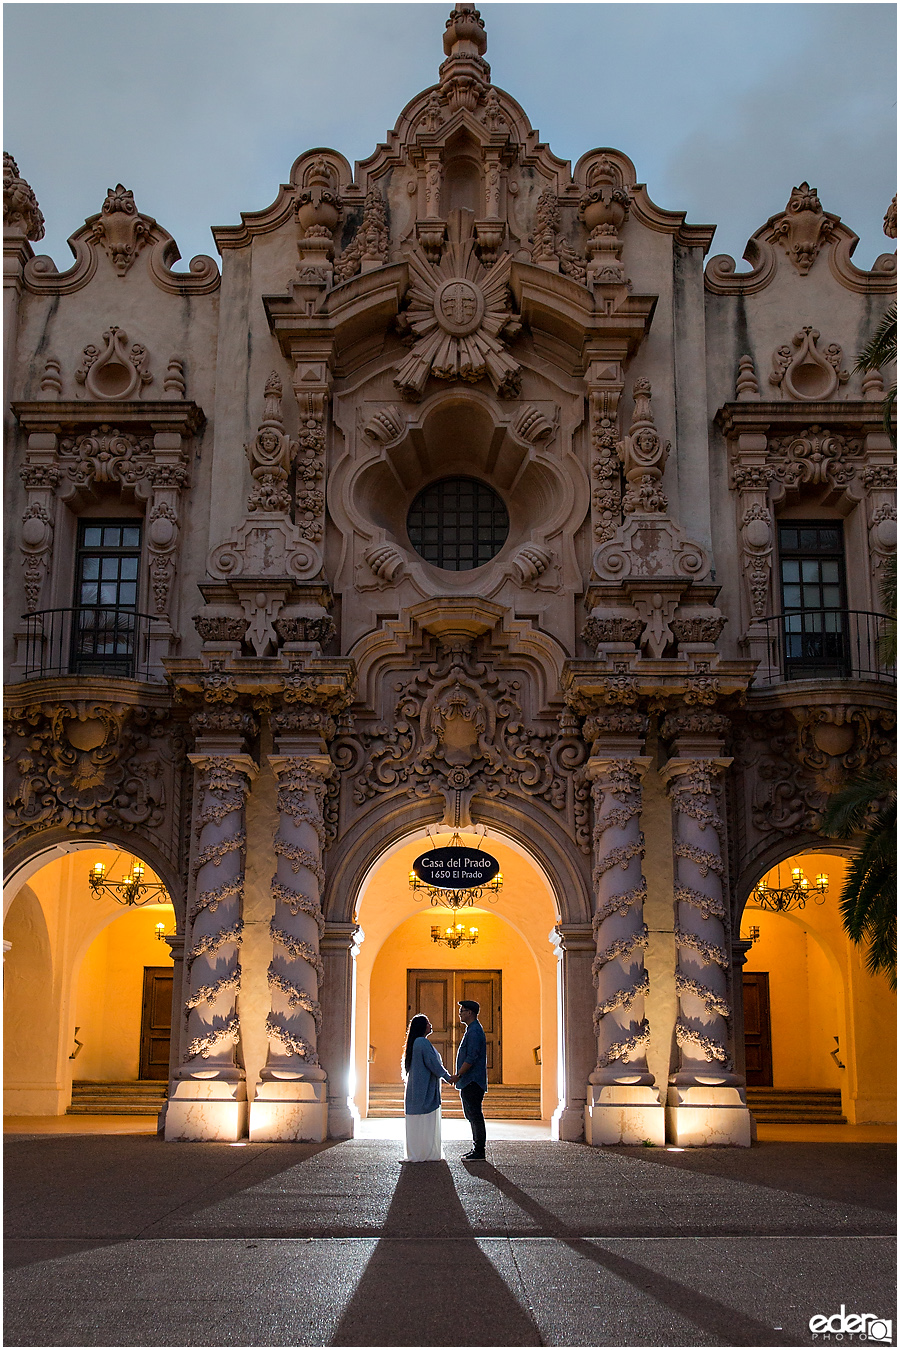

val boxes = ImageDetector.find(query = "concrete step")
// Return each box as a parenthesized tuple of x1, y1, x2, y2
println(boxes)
(68, 1081, 167, 1116)
(746, 1088, 846, 1123)
(367, 1084, 542, 1120)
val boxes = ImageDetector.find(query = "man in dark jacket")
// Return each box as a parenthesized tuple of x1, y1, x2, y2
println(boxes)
(451, 999, 488, 1159)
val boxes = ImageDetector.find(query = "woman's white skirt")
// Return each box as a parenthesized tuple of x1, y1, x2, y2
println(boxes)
(404, 1107, 443, 1162)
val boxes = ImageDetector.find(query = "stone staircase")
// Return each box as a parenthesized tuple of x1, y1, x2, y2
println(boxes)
(367, 1083, 542, 1120)
(68, 1081, 167, 1116)
(745, 1088, 846, 1123)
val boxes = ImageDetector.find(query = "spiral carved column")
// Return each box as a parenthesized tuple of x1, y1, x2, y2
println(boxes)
(250, 752, 332, 1141)
(584, 743, 664, 1146)
(166, 752, 256, 1142)
(662, 743, 750, 1147)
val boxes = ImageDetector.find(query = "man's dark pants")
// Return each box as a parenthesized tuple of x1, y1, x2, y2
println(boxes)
(460, 1083, 486, 1152)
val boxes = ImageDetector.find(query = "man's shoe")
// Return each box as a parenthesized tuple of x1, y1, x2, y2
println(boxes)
(462, 1149, 486, 1160)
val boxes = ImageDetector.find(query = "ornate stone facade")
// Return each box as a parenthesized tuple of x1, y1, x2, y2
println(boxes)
(3, 4, 895, 1144)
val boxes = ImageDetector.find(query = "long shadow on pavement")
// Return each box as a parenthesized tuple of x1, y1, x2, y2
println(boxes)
(470, 1160, 804, 1348)
(610, 1142, 897, 1216)
(330, 1160, 542, 1347)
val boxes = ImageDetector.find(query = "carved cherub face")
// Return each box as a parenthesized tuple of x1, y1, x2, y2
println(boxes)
(635, 429, 659, 457)
(258, 429, 280, 455)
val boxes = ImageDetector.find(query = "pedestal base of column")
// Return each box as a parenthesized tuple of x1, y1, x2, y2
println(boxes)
(164, 1079, 248, 1142)
(551, 1102, 586, 1142)
(326, 1096, 359, 1140)
(666, 1085, 751, 1147)
(249, 1080, 327, 1142)
(585, 1085, 665, 1146)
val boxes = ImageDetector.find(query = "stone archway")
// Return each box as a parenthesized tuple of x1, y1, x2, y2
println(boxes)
(351, 823, 562, 1128)
(736, 845, 896, 1125)
(3, 841, 176, 1117)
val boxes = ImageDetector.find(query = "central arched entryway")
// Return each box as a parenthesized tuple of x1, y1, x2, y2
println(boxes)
(351, 825, 561, 1130)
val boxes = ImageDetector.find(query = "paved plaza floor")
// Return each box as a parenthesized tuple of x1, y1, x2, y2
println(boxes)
(4, 1125, 896, 1348)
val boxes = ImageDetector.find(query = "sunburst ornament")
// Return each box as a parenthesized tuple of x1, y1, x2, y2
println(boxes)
(395, 236, 522, 400)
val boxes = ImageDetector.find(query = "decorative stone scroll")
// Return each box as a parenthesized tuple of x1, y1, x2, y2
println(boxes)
(180, 752, 256, 1073)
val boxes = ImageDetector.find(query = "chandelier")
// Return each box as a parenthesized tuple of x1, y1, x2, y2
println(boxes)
(432, 922, 479, 950)
(88, 857, 169, 907)
(752, 865, 828, 914)
(409, 830, 503, 911)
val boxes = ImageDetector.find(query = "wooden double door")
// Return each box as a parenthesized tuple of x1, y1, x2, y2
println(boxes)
(407, 969, 501, 1083)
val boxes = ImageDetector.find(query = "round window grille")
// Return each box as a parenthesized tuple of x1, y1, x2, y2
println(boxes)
(406, 477, 509, 571)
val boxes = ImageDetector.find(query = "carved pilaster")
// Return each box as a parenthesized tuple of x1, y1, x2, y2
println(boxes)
(250, 748, 333, 1141)
(582, 711, 664, 1146)
(586, 359, 624, 549)
(661, 726, 750, 1147)
(166, 743, 257, 1141)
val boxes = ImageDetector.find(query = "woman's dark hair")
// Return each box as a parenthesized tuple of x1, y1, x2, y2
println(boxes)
(403, 1014, 429, 1077)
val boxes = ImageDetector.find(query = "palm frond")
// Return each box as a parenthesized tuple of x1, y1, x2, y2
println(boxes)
(821, 777, 895, 839)
(854, 302, 897, 373)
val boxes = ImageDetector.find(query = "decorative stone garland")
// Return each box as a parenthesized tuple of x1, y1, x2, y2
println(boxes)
(186, 920, 243, 970)
(185, 1013, 240, 1062)
(589, 762, 653, 1082)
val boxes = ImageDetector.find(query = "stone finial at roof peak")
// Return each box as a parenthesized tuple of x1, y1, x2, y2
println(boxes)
(440, 2, 490, 107)
(443, 3, 487, 59)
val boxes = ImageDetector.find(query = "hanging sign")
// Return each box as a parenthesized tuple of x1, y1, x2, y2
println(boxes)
(412, 846, 500, 891)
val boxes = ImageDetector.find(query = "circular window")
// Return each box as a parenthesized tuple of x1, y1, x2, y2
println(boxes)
(406, 476, 509, 571)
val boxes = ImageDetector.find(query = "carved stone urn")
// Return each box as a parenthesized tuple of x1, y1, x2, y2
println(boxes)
(578, 159, 630, 235)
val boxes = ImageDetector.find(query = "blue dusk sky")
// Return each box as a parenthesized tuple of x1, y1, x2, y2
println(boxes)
(3, 2, 897, 274)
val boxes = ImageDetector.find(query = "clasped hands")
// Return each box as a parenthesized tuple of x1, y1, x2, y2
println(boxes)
(445, 1073, 460, 1086)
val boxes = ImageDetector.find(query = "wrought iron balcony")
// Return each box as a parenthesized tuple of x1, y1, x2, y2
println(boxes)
(19, 607, 165, 683)
(755, 609, 895, 686)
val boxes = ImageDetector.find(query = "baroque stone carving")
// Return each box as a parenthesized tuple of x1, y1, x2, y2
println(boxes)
(771, 183, 832, 274)
(618, 380, 670, 515)
(75, 327, 152, 401)
(394, 233, 522, 399)
(334, 188, 389, 284)
(3, 152, 45, 240)
(582, 616, 643, 649)
(295, 158, 343, 282)
(588, 760, 653, 1082)
(4, 698, 181, 841)
(579, 156, 630, 287)
(768, 327, 848, 401)
(90, 185, 151, 276)
(182, 756, 254, 1070)
(511, 542, 551, 584)
(767, 425, 864, 490)
(530, 187, 586, 283)
(246, 373, 297, 514)
(665, 759, 733, 1075)
(588, 371, 625, 547)
(261, 756, 332, 1077)
(334, 641, 586, 832)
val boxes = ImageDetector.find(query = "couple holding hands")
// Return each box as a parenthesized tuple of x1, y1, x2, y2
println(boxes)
(402, 999, 487, 1162)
